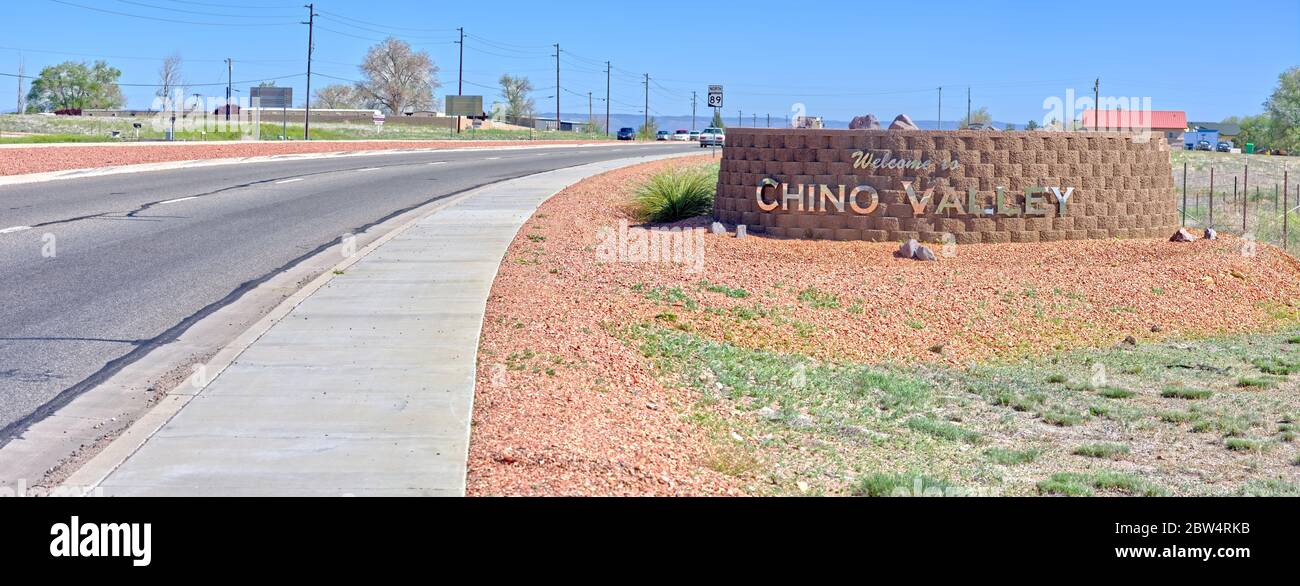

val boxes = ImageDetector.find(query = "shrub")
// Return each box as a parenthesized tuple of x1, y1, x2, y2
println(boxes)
(1072, 442, 1130, 459)
(985, 447, 1041, 465)
(632, 164, 717, 222)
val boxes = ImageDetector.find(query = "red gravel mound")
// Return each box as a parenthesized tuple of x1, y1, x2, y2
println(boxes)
(469, 155, 1300, 496)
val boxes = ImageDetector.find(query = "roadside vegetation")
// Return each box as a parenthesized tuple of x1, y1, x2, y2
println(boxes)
(632, 163, 718, 222)
(622, 320, 1300, 496)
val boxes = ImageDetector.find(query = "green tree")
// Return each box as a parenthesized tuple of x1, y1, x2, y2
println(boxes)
(637, 116, 658, 140)
(1264, 66, 1300, 152)
(26, 60, 125, 112)
(709, 109, 725, 129)
(962, 106, 992, 128)
(1025, 119, 1039, 130)
(498, 74, 535, 120)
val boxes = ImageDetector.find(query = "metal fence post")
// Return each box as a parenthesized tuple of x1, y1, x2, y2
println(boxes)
(1182, 162, 1188, 226)
(1209, 167, 1214, 227)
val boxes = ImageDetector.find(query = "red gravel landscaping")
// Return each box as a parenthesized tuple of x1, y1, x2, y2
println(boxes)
(0, 140, 607, 177)
(468, 155, 1300, 496)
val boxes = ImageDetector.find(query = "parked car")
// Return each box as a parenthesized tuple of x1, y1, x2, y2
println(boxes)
(1216, 141, 1233, 153)
(698, 127, 725, 147)
(656, 130, 671, 141)
(672, 129, 690, 141)
(616, 127, 636, 140)
(1195, 140, 1212, 151)
(689, 131, 701, 141)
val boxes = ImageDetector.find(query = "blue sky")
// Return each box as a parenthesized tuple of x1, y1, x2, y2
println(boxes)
(3, 0, 1297, 124)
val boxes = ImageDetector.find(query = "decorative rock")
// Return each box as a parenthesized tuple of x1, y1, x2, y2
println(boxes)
(1122, 335, 1138, 346)
(1169, 228, 1198, 242)
(896, 238, 920, 259)
(848, 114, 881, 130)
(914, 245, 938, 261)
(1204, 228, 1217, 240)
(710, 221, 726, 235)
(1150, 324, 1163, 333)
(888, 114, 920, 130)
(735, 224, 747, 239)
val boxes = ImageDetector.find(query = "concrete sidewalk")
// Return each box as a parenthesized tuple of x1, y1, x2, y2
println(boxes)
(64, 152, 693, 496)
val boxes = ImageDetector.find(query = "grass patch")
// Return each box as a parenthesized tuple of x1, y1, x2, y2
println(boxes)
(1224, 438, 1265, 452)
(853, 473, 954, 497)
(796, 287, 840, 309)
(1160, 386, 1213, 400)
(1236, 376, 1276, 389)
(1096, 386, 1135, 399)
(1158, 410, 1198, 423)
(632, 163, 717, 222)
(1038, 407, 1087, 427)
(858, 371, 931, 410)
(698, 280, 749, 298)
(985, 447, 1041, 465)
(1238, 478, 1300, 496)
(906, 417, 983, 445)
(1251, 357, 1298, 376)
(1072, 442, 1130, 459)
(1038, 471, 1165, 497)
(1046, 373, 1067, 384)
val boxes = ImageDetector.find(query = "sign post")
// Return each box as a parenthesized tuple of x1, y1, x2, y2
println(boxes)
(445, 95, 484, 136)
(373, 112, 386, 134)
(250, 87, 292, 141)
(708, 85, 723, 159)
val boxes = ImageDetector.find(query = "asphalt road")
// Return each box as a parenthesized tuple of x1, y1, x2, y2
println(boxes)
(0, 141, 699, 439)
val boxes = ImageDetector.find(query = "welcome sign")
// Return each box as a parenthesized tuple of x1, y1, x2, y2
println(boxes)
(714, 128, 1181, 243)
(755, 177, 1075, 218)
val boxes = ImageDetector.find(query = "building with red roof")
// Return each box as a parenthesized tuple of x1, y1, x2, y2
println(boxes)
(1081, 109, 1187, 146)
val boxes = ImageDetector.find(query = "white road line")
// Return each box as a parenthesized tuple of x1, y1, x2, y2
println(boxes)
(535, 153, 549, 156)
(427, 161, 447, 165)
(0, 226, 32, 234)
(275, 178, 305, 184)
(158, 196, 198, 205)
(484, 157, 501, 160)
(356, 167, 381, 172)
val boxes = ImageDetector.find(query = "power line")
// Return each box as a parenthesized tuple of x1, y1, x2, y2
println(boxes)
(45, 0, 296, 26)
(0, 71, 305, 88)
(315, 9, 455, 33)
(113, 0, 300, 18)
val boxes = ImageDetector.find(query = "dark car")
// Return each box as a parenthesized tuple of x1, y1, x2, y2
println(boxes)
(1195, 140, 1212, 151)
(616, 127, 636, 140)
(1216, 141, 1233, 153)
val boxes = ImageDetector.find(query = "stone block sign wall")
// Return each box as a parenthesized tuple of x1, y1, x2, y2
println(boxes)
(713, 129, 1182, 243)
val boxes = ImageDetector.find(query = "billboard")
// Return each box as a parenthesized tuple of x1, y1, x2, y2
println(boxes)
(445, 95, 483, 117)
(250, 86, 293, 109)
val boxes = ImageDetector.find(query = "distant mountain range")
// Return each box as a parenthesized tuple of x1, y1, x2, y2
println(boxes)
(542, 112, 1015, 131)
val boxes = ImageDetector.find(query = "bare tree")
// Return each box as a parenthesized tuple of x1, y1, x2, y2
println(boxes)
(313, 84, 369, 109)
(156, 53, 184, 107)
(357, 37, 439, 115)
(499, 74, 535, 120)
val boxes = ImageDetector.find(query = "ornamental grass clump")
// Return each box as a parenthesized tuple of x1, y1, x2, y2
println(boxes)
(633, 164, 718, 223)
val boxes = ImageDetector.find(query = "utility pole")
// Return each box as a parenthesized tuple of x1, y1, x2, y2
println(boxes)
(766, 113, 770, 128)
(553, 43, 560, 132)
(966, 86, 971, 128)
(16, 54, 25, 114)
(456, 27, 464, 134)
(605, 61, 611, 137)
(303, 3, 318, 140)
(587, 91, 593, 133)
(1093, 77, 1100, 130)
(225, 58, 232, 122)
(642, 73, 649, 136)
(752, 113, 756, 127)
(738, 110, 742, 127)
(937, 86, 942, 130)
(691, 91, 697, 132)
